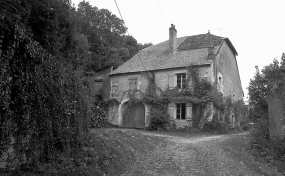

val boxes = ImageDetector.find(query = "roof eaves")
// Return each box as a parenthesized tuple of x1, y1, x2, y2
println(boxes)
(224, 38, 238, 55)
(109, 63, 212, 76)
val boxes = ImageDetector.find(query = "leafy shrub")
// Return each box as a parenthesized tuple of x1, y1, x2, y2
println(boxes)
(241, 124, 249, 131)
(250, 118, 285, 159)
(269, 137, 285, 159)
(250, 118, 269, 141)
(90, 106, 108, 128)
(203, 113, 229, 134)
(147, 108, 170, 130)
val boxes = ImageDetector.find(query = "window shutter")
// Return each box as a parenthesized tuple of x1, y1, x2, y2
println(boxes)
(129, 80, 133, 90)
(168, 103, 174, 118)
(133, 79, 138, 89)
(186, 103, 192, 120)
(168, 74, 174, 89)
(187, 74, 193, 88)
(128, 78, 138, 90)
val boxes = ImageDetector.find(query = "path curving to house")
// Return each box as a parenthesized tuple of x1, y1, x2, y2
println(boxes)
(121, 131, 282, 176)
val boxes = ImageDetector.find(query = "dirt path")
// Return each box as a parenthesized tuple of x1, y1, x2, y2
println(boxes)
(121, 131, 282, 176)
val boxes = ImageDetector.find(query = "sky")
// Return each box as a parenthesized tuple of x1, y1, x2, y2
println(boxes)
(72, 0, 285, 100)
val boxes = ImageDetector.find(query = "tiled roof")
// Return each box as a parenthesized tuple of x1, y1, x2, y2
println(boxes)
(110, 33, 230, 75)
(178, 33, 223, 51)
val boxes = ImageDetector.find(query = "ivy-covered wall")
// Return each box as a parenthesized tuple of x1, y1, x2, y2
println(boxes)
(108, 65, 214, 128)
(110, 72, 149, 100)
(105, 40, 243, 129)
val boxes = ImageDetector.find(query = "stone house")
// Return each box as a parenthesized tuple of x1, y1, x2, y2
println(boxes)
(107, 24, 243, 129)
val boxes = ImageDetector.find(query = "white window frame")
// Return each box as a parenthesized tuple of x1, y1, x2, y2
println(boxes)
(175, 103, 186, 120)
(174, 71, 187, 89)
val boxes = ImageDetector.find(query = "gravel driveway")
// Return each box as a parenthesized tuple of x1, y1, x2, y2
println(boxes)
(121, 131, 283, 176)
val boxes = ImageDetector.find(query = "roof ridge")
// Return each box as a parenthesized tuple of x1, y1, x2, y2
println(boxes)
(110, 33, 236, 75)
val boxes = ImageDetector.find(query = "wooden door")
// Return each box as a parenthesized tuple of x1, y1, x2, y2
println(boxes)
(133, 103, 145, 128)
(122, 103, 145, 128)
(122, 105, 134, 128)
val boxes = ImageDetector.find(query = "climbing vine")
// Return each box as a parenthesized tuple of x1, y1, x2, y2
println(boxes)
(112, 66, 226, 128)
(160, 66, 225, 110)
(0, 12, 90, 171)
(100, 66, 231, 129)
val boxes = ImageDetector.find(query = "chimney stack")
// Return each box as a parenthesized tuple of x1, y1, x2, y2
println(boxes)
(208, 43, 214, 60)
(169, 24, 177, 53)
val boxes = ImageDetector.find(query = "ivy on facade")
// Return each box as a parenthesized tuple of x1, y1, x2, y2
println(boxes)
(98, 65, 248, 129)
(103, 66, 226, 113)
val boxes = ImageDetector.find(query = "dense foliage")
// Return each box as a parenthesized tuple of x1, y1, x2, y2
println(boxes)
(203, 113, 228, 133)
(248, 54, 285, 167)
(248, 56, 285, 121)
(76, 1, 152, 72)
(0, 0, 91, 173)
(0, 0, 152, 174)
(147, 108, 170, 131)
(90, 106, 108, 128)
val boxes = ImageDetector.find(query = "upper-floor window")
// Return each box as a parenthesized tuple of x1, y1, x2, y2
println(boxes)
(129, 77, 138, 90)
(176, 73, 186, 89)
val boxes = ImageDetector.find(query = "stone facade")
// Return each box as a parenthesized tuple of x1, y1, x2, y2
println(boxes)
(215, 41, 244, 126)
(108, 65, 215, 128)
(216, 42, 243, 100)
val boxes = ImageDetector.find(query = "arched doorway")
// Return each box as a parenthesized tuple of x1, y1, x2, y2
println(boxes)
(122, 102, 145, 128)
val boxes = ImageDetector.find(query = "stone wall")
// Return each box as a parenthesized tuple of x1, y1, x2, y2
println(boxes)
(216, 42, 243, 100)
(108, 65, 212, 128)
(268, 70, 285, 139)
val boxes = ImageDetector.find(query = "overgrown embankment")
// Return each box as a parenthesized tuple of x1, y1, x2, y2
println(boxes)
(84, 128, 166, 176)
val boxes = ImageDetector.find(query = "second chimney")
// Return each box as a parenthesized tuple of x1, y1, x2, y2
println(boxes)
(169, 24, 177, 53)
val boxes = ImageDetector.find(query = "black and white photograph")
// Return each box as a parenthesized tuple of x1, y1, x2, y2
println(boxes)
(1, 0, 285, 175)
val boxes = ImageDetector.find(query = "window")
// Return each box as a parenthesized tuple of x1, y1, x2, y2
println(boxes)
(129, 77, 138, 90)
(218, 76, 223, 93)
(176, 103, 186, 119)
(176, 73, 186, 89)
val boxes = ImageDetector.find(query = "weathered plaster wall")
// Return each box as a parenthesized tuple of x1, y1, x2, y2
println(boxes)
(154, 66, 212, 91)
(216, 42, 243, 100)
(155, 67, 187, 91)
(108, 102, 119, 125)
(86, 76, 110, 101)
(102, 78, 111, 99)
(109, 73, 150, 127)
(110, 73, 149, 101)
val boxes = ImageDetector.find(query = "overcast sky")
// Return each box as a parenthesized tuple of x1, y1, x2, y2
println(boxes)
(72, 0, 285, 100)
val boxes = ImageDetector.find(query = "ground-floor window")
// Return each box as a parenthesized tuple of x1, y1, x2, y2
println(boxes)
(176, 103, 186, 119)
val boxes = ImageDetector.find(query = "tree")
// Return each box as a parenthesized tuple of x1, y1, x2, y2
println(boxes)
(76, 1, 126, 71)
(76, 1, 153, 71)
(247, 57, 283, 121)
